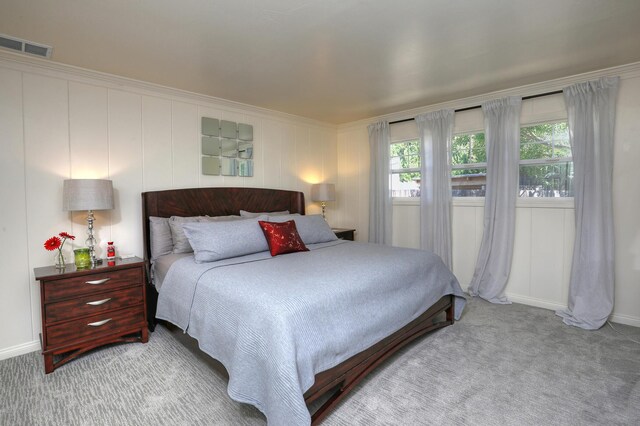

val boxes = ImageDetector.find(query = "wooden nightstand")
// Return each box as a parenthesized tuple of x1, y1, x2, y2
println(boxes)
(34, 257, 148, 374)
(332, 228, 356, 241)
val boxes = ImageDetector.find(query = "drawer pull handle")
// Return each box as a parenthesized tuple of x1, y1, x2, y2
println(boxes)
(87, 318, 112, 327)
(86, 298, 111, 306)
(86, 278, 111, 285)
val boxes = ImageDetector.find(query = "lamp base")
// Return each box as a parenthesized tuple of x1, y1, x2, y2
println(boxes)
(85, 210, 100, 267)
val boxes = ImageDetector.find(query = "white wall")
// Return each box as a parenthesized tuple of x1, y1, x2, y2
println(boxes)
(336, 63, 640, 327)
(0, 52, 337, 360)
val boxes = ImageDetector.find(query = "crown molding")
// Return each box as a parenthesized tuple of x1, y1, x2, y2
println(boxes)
(338, 61, 640, 132)
(3, 48, 638, 134)
(0, 49, 337, 130)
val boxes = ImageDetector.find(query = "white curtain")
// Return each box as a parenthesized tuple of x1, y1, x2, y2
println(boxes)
(368, 121, 392, 245)
(415, 109, 455, 269)
(556, 77, 619, 330)
(468, 96, 522, 303)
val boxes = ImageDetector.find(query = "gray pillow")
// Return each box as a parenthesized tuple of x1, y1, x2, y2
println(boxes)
(266, 214, 338, 244)
(239, 209, 291, 218)
(182, 215, 270, 263)
(168, 216, 202, 253)
(169, 215, 244, 253)
(149, 217, 173, 260)
(200, 215, 243, 222)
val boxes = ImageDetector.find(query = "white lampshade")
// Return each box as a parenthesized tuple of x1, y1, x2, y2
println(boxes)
(311, 183, 335, 202)
(63, 179, 114, 211)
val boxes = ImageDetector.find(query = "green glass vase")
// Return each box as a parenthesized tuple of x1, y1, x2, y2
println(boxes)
(74, 248, 91, 269)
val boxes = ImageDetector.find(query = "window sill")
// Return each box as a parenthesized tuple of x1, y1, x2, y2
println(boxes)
(392, 197, 420, 206)
(392, 197, 575, 209)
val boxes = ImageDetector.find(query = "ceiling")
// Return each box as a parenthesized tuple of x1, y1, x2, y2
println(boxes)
(3, 0, 640, 124)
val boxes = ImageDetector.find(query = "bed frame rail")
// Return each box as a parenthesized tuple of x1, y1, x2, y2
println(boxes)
(306, 294, 455, 424)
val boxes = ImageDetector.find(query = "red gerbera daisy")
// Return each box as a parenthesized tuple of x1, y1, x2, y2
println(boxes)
(44, 236, 62, 251)
(59, 232, 75, 240)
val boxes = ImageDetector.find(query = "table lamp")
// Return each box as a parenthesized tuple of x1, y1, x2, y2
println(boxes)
(311, 183, 335, 221)
(63, 179, 114, 267)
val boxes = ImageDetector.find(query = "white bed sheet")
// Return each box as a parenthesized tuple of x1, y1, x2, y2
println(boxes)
(151, 252, 191, 290)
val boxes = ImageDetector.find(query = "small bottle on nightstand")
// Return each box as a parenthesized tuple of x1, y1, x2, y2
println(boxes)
(107, 241, 116, 266)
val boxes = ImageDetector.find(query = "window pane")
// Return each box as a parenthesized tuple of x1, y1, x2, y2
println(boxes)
(519, 162, 573, 197)
(520, 142, 553, 160)
(391, 172, 420, 197)
(391, 139, 421, 197)
(393, 154, 420, 169)
(391, 155, 418, 171)
(452, 168, 486, 197)
(391, 141, 420, 166)
(520, 122, 570, 160)
(452, 133, 486, 165)
(555, 146, 572, 158)
(452, 132, 486, 197)
(519, 121, 572, 198)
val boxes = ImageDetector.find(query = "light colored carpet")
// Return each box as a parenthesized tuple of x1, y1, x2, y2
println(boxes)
(1, 298, 639, 425)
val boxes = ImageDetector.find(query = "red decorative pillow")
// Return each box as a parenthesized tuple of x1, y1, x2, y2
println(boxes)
(258, 220, 309, 257)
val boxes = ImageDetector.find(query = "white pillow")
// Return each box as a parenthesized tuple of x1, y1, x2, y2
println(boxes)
(266, 214, 338, 244)
(182, 215, 269, 263)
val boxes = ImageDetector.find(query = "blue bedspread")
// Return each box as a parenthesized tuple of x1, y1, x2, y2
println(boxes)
(157, 240, 466, 425)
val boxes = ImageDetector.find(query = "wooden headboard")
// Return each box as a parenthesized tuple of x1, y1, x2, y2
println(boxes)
(141, 187, 305, 263)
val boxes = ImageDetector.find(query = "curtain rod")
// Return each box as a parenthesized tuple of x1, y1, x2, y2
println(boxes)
(389, 89, 563, 125)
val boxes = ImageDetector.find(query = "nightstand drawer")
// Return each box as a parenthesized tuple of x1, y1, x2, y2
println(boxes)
(43, 267, 142, 302)
(46, 307, 145, 348)
(45, 286, 143, 324)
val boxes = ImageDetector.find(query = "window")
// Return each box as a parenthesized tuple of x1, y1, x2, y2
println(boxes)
(451, 132, 487, 197)
(450, 123, 573, 198)
(389, 119, 573, 199)
(391, 133, 488, 198)
(390, 139, 421, 197)
(519, 121, 573, 197)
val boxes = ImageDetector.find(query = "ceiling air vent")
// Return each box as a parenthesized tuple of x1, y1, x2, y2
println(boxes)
(0, 34, 52, 58)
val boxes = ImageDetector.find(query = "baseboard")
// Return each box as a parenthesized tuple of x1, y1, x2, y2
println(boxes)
(505, 292, 640, 328)
(0, 340, 40, 361)
(609, 312, 640, 328)
(505, 293, 567, 311)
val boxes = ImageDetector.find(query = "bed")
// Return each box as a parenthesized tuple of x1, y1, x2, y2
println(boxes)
(142, 187, 466, 425)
